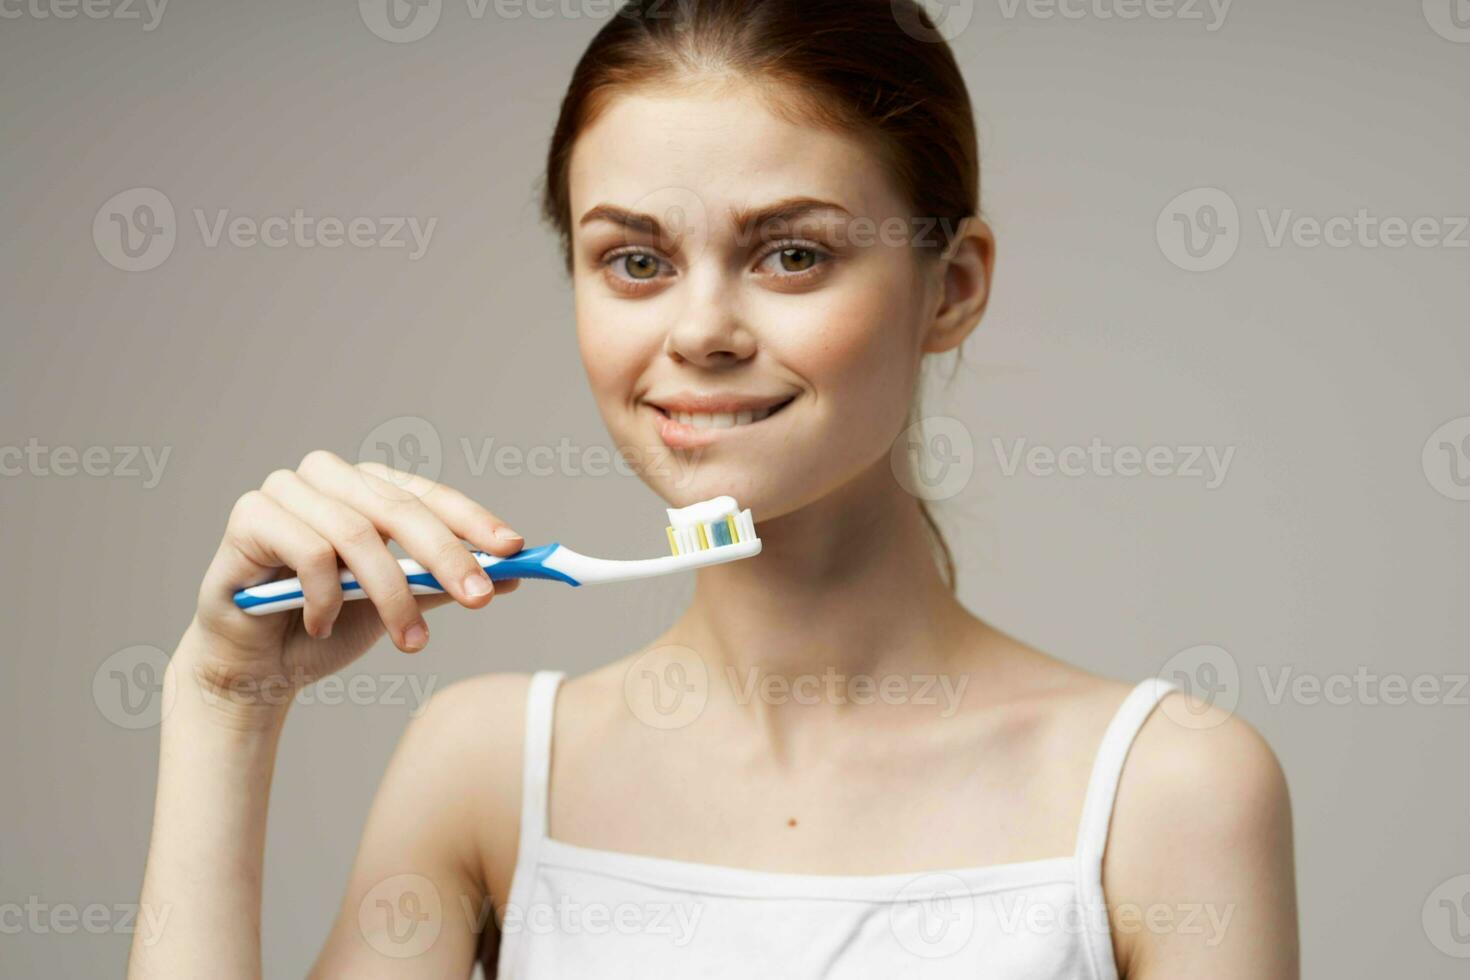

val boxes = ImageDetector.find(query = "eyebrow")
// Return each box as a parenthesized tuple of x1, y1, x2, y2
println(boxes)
(577, 196, 854, 243)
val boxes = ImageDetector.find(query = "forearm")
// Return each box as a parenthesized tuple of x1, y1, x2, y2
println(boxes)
(128, 627, 291, 980)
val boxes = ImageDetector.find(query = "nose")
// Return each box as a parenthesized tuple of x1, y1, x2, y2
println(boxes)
(663, 273, 757, 368)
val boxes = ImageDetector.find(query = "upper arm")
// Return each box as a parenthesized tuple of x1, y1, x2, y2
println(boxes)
(309, 673, 529, 979)
(1105, 695, 1299, 979)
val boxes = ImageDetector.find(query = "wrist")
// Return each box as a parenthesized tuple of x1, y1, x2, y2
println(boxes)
(167, 623, 295, 737)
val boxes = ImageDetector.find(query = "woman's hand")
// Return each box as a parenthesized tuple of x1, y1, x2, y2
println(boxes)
(131, 450, 525, 977)
(175, 449, 525, 723)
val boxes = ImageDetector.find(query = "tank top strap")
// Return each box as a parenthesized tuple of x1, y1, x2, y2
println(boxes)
(518, 670, 566, 853)
(1074, 677, 1178, 861)
(1072, 677, 1178, 980)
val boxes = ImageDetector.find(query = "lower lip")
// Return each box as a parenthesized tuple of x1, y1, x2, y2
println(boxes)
(649, 401, 792, 450)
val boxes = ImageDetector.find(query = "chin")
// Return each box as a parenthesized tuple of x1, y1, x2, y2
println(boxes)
(644, 465, 829, 528)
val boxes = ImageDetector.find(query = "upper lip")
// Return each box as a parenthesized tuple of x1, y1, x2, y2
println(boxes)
(644, 391, 797, 415)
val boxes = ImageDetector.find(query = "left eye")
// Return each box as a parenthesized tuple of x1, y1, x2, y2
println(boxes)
(610, 252, 666, 280)
(759, 246, 824, 274)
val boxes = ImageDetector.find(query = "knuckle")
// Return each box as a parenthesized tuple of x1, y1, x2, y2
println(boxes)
(261, 468, 296, 493)
(229, 490, 266, 525)
(361, 458, 425, 486)
(357, 459, 400, 487)
(297, 448, 340, 476)
(304, 541, 338, 570)
(378, 583, 415, 616)
(432, 535, 473, 569)
(338, 515, 381, 550)
(302, 570, 342, 601)
(381, 491, 423, 517)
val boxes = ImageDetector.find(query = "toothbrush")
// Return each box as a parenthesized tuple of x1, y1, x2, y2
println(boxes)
(232, 495, 760, 616)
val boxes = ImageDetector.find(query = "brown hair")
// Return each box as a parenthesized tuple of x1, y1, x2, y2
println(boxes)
(540, 0, 978, 590)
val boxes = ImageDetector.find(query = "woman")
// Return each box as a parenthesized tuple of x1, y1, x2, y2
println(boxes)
(129, 1, 1298, 976)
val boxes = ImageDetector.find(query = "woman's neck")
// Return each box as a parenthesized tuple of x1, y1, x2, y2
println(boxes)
(664, 459, 980, 691)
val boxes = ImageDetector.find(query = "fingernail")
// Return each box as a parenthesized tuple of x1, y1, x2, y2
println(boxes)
(463, 572, 493, 597)
(320, 620, 333, 640)
(404, 622, 429, 651)
(495, 526, 523, 544)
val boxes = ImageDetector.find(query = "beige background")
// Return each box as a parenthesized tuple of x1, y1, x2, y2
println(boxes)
(2, 0, 1468, 975)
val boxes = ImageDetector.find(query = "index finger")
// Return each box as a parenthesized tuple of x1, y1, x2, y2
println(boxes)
(355, 462, 525, 557)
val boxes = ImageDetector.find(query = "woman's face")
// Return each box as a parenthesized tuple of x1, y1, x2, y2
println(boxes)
(567, 79, 943, 521)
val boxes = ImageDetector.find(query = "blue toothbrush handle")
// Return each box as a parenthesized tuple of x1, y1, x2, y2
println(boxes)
(232, 542, 579, 615)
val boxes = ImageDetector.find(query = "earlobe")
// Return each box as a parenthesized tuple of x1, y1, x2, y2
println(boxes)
(922, 215, 996, 355)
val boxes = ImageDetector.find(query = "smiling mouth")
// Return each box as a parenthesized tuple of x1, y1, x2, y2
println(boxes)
(648, 395, 798, 431)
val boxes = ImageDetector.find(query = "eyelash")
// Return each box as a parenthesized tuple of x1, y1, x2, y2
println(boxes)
(600, 239, 831, 292)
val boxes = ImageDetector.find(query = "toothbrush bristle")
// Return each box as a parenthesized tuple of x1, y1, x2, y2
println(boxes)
(665, 506, 757, 556)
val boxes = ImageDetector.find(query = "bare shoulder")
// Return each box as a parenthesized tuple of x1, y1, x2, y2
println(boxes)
(1111, 696, 1292, 866)
(403, 670, 535, 779)
(412, 670, 534, 734)
(311, 672, 536, 975)
(989, 632, 1298, 973)
(1104, 695, 1298, 976)
(395, 672, 536, 886)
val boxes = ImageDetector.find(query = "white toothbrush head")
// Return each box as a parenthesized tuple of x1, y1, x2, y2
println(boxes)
(532, 494, 759, 585)
(664, 495, 757, 557)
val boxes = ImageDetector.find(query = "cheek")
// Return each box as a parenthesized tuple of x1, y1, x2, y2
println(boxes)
(574, 290, 655, 419)
(782, 274, 922, 435)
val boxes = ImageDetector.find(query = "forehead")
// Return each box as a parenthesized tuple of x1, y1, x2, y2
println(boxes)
(566, 83, 899, 228)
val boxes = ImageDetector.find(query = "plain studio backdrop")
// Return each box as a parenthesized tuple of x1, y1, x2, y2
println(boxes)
(1, 0, 1467, 976)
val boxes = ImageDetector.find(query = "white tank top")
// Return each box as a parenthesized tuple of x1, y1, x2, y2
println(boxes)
(495, 671, 1177, 979)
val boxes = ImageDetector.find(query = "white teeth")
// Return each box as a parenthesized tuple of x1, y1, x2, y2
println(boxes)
(665, 404, 783, 429)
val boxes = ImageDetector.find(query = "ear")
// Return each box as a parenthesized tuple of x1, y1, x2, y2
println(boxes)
(922, 215, 996, 354)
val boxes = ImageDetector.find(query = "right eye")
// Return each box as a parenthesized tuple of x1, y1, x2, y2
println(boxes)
(604, 249, 672, 286)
